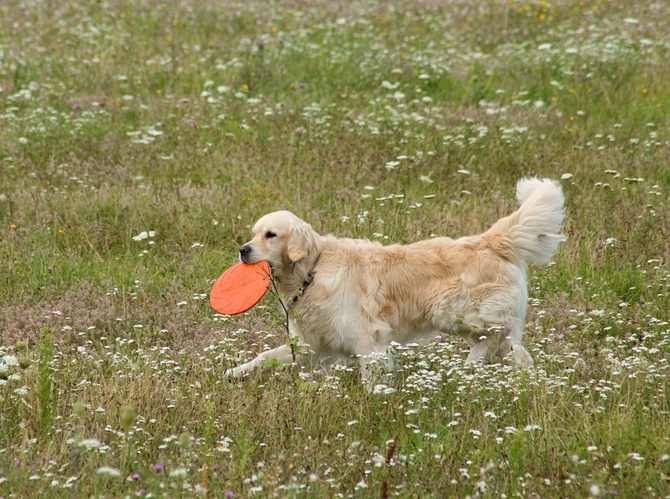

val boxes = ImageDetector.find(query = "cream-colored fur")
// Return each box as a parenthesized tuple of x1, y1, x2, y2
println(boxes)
(227, 178, 566, 381)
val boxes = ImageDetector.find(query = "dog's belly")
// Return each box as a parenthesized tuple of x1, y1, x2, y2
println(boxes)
(294, 294, 441, 359)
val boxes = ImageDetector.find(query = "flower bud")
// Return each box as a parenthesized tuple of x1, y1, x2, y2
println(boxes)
(120, 405, 137, 432)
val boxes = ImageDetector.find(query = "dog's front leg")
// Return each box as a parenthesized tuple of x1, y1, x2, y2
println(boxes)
(225, 343, 309, 378)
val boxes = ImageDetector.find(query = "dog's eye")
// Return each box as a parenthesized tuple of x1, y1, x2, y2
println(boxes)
(265, 231, 277, 239)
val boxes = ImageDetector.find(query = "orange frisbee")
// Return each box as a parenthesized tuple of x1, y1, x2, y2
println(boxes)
(209, 261, 272, 315)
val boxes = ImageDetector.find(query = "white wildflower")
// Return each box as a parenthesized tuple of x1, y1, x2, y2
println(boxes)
(97, 466, 121, 477)
(372, 452, 385, 467)
(169, 468, 188, 477)
(78, 438, 102, 450)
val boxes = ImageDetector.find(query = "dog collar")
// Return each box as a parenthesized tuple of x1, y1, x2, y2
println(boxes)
(292, 256, 320, 304)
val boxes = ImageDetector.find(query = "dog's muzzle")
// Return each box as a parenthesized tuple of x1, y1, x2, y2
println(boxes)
(239, 244, 252, 263)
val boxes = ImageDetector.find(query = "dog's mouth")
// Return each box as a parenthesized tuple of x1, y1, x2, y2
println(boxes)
(239, 252, 275, 273)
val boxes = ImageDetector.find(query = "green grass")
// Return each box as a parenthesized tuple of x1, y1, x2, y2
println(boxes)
(1, 0, 670, 496)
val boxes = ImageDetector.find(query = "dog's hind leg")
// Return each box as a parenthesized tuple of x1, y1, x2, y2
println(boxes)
(500, 321, 534, 368)
(358, 351, 393, 385)
(465, 323, 533, 368)
(465, 333, 501, 364)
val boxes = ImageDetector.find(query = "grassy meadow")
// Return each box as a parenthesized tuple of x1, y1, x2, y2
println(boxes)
(1, 0, 670, 496)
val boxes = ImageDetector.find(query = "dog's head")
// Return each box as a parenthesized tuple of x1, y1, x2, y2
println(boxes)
(240, 211, 322, 288)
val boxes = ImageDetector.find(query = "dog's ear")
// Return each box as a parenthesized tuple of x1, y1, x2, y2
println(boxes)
(287, 222, 309, 262)
(287, 220, 322, 285)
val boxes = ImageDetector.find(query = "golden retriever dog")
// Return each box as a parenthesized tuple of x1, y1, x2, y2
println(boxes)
(227, 178, 565, 381)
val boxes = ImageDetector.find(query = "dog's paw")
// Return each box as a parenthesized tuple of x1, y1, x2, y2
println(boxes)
(225, 365, 249, 379)
(511, 345, 534, 368)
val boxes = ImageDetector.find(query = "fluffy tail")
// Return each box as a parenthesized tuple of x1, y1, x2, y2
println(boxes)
(485, 178, 566, 265)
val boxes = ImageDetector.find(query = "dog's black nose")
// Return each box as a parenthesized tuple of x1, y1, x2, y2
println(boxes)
(239, 245, 252, 259)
